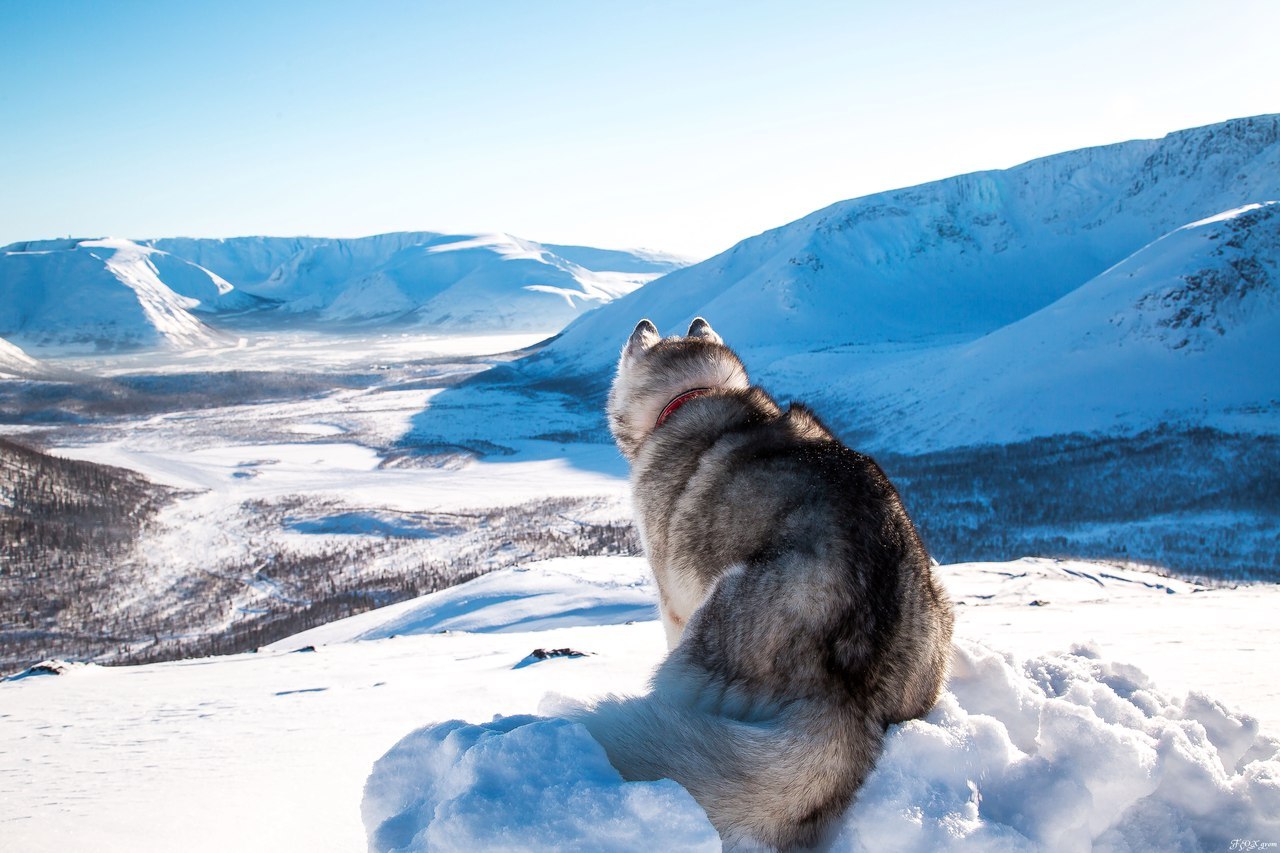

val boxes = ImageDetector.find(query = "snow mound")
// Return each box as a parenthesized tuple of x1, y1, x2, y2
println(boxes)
(1, 659, 99, 681)
(365, 640, 1280, 852)
(264, 557, 657, 648)
(363, 715, 719, 852)
(837, 641, 1280, 852)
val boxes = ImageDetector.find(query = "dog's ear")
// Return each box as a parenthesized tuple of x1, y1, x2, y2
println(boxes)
(686, 317, 723, 345)
(622, 319, 660, 364)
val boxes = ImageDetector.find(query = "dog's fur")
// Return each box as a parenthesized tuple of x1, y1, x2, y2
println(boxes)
(572, 318, 954, 850)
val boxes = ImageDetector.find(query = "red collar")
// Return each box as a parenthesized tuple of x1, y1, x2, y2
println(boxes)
(655, 388, 713, 428)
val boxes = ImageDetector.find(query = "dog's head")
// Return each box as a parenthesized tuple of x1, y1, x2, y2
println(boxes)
(607, 317, 749, 459)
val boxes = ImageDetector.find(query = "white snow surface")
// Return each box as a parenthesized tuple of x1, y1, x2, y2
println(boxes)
(4, 555, 1278, 853)
(268, 557, 658, 645)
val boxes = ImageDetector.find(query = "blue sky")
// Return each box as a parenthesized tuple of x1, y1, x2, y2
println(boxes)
(3, 0, 1276, 257)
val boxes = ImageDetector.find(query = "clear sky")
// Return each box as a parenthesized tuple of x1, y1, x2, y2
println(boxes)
(2, 0, 1276, 258)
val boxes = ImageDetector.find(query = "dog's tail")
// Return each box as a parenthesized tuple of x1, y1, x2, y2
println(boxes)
(570, 678, 883, 851)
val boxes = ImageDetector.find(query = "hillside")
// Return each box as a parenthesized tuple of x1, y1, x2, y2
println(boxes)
(0, 239, 243, 351)
(768, 201, 1280, 450)
(530, 114, 1280, 381)
(0, 437, 172, 669)
(0, 337, 51, 379)
(249, 231, 679, 329)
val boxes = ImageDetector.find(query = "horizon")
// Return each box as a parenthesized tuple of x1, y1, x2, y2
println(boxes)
(4, 1, 1277, 258)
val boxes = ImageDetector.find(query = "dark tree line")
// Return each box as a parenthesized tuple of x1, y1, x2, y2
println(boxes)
(880, 426, 1280, 583)
(2, 455, 641, 671)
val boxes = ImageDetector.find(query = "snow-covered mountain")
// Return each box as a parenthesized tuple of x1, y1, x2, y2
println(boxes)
(0, 336, 51, 379)
(143, 235, 325, 290)
(245, 231, 685, 329)
(0, 238, 246, 351)
(1, 232, 690, 351)
(145, 234, 689, 306)
(769, 200, 1280, 449)
(533, 114, 1280, 379)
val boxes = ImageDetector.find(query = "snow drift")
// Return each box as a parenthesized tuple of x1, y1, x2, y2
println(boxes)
(365, 639, 1280, 851)
(350, 557, 1280, 851)
(363, 715, 720, 852)
(267, 557, 658, 647)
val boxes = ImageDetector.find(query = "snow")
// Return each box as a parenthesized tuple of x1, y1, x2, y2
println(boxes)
(47, 329, 550, 375)
(1, 232, 689, 353)
(525, 114, 1280, 451)
(0, 238, 240, 351)
(53, 437, 627, 510)
(366, 639, 1280, 853)
(363, 716, 719, 853)
(268, 557, 657, 645)
(0, 335, 49, 379)
(156, 231, 680, 329)
(3, 555, 1278, 853)
(832, 640, 1280, 852)
(786, 200, 1280, 450)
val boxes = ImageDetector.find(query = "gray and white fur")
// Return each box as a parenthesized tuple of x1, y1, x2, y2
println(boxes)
(572, 317, 955, 851)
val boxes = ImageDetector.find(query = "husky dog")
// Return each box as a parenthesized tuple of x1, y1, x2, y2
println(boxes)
(574, 318, 954, 850)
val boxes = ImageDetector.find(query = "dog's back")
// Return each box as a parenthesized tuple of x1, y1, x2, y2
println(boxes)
(577, 319, 954, 850)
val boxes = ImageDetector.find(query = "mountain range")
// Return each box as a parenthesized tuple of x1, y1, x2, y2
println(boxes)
(522, 114, 1280, 449)
(3, 115, 1278, 453)
(0, 233, 689, 352)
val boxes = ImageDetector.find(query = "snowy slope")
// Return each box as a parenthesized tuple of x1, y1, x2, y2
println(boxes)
(768, 201, 1280, 450)
(532, 114, 1280, 377)
(0, 336, 52, 379)
(3, 555, 1277, 853)
(146, 232, 690, 330)
(144, 235, 325, 291)
(267, 557, 658, 645)
(244, 231, 682, 329)
(0, 238, 246, 351)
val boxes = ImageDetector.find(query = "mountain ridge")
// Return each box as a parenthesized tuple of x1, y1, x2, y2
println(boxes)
(762, 201, 1280, 451)
(532, 113, 1280, 376)
(0, 232, 691, 351)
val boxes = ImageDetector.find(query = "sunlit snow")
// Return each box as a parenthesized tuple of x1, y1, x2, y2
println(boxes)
(4, 556, 1277, 853)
